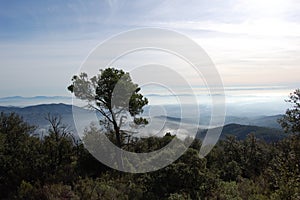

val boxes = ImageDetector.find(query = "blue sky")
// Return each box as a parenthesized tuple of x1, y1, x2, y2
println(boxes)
(0, 0, 300, 97)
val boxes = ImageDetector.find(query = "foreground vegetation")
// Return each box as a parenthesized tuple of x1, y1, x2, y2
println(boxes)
(0, 112, 299, 199)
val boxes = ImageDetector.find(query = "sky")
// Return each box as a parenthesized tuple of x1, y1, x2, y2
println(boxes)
(0, 0, 300, 101)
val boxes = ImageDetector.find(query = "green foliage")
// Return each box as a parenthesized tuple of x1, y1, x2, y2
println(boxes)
(216, 181, 242, 200)
(17, 181, 34, 199)
(168, 193, 191, 200)
(36, 183, 79, 200)
(0, 112, 35, 135)
(221, 161, 241, 181)
(0, 112, 40, 198)
(73, 177, 125, 200)
(68, 67, 148, 149)
(279, 88, 300, 133)
(1, 110, 300, 199)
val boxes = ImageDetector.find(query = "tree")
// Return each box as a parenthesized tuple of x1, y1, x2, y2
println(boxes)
(0, 112, 39, 198)
(278, 89, 300, 133)
(41, 115, 76, 183)
(68, 68, 148, 168)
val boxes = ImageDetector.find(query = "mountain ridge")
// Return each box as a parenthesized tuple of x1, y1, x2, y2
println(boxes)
(0, 104, 286, 142)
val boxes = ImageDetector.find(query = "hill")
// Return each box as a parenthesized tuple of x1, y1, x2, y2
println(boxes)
(0, 104, 76, 134)
(155, 114, 284, 129)
(197, 123, 286, 143)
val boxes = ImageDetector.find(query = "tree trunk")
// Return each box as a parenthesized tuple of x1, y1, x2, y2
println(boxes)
(115, 126, 122, 148)
(114, 125, 124, 171)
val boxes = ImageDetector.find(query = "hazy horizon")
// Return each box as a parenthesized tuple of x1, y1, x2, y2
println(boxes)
(1, 0, 299, 122)
(0, 84, 292, 117)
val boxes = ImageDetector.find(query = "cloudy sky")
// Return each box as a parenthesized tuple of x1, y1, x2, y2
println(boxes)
(0, 0, 300, 98)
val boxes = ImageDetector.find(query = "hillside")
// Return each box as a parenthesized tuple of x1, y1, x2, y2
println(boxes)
(155, 114, 283, 129)
(0, 104, 75, 133)
(197, 123, 286, 142)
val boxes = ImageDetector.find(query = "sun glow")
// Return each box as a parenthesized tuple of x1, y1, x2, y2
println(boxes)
(237, 0, 291, 18)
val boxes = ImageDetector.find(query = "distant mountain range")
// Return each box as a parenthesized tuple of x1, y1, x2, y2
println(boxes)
(155, 114, 283, 130)
(0, 103, 286, 142)
(197, 123, 285, 143)
(0, 96, 70, 101)
(0, 103, 76, 134)
(0, 96, 72, 107)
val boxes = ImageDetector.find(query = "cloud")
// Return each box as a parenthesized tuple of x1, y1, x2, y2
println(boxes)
(0, 0, 300, 97)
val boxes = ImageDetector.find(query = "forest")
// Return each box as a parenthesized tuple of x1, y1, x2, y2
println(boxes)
(0, 110, 299, 199)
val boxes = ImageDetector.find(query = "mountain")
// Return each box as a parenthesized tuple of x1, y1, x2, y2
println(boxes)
(0, 104, 287, 142)
(197, 123, 286, 143)
(0, 103, 76, 134)
(0, 96, 72, 107)
(247, 115, 283, 129)
(155, 114, 284, 130)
